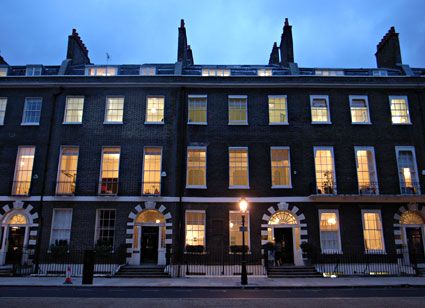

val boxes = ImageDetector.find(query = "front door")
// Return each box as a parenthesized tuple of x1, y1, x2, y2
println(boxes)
(140, 226, 159, 264)
(274, 228, 294, 265)
(406, 227, 425, 264)
(6, 227, 25, 264)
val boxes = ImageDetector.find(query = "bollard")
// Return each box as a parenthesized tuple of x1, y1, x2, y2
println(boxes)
(82, 249, 95, 285)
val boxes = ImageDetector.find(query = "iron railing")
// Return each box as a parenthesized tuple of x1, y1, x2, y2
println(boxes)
(358, 181, 379, 195)
(99, 179, 119, 195)
(142, 182, 161, 195)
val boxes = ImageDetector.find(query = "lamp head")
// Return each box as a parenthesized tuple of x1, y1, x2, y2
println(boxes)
(239, 198, 248, 213)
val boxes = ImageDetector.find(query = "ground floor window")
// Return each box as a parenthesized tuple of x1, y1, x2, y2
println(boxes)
(319, 210, 341, 253)
(229, 211, 250, 253)
(362, 210, 385, 253)
(95, 209, 115, 247)
(185, 211, 205, 252)
(50, 209, 72, 246)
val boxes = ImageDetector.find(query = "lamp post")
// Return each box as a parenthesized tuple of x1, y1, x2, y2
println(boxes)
(239, 198, 248, 285)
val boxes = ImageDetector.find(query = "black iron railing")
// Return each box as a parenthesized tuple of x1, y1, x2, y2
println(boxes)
(142, 182, 161, 195)
(358, 181, 379, 195)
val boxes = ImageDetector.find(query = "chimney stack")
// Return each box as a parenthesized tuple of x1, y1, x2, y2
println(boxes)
(279, 18, 294, 67)
(177, 19, 194, 67)
(66, 28, 91, 66)
(269, 42, 280, 65)
(0, 54, 7, 65)
(375, 26, 402, 69)
(187, 45, 194, 66)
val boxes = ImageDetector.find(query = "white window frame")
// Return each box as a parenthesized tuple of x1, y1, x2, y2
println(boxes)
(313, 146, 337, 194)
(361, 209, 386, 254)
(229, 210, 251, 253)
(0, 67, 8, 77)
(187, 94, 207, 125)
(25, 66, 42, 76)
(354, 146, 379, 195)
(49, 208, 73, 246)
(318, 209, 342, 254)
(184, 210, 206, 251)
(145, 95, 165, 124)
(315, 69, 344, 76)
(63, 96, 84, 124)
(104, 96, 124, 124)
(228, 147, 250, 189)
(349, 95, 371, 124)
(186, 146, 207, 189)
(389, 95, 411, 125)
(21, 97, 42, 126)
(98, 146, 121, 195)
(140, 66, 156, 76)
(228, 95, 248, 125)
(0, 97, 7, 125)
(395, 146, 420, 194)
(142, 146, 163, 195)
(310, 95, 331, 124)
(202, 68, 231, 76)
(12, 146, 35, 196)
(94, 209, 116, 247)
(268, 95, 288, 125)
(270, 146, 292, 189)
(55, 145, 79, 195)
(85, 66, 118, 76)
(258, 68, 273, 76)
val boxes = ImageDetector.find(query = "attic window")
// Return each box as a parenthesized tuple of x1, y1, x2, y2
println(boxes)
(315, 70, 344, 76)
(0, 67, 8, 77)
(258, 69, 272, 76)
(140, 67, 156, 76)
(202, 68, 230, 77)
(26, 66, 42, 76)
(86, 66, 117, 76)
(372, 70, 388, 77)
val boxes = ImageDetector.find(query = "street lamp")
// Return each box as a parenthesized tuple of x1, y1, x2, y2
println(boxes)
(239, 198, 248, 285)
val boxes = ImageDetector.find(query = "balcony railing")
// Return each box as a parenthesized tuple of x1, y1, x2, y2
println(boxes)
(142, 182, 161, 195)
(358, 181, 379, 195)
(55, 181, 76, 195)
(11, 181, 31, 196)
(401, 182, 421, 195)
(316, 182, 337, 195)
(99, 179, 119, 195)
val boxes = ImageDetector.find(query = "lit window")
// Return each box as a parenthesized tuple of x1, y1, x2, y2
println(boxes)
(145, 96, 164, 123)
(22, 97, 42, 125)
(355, 147, 378, 195)
(258, 68, 272, 76)
(0, 67, 8, 76)
(186, 147, 207, 188)
(12, 146, 35, 195)
(229, 147, 249, 188)
(202, 68, 230, 76)
(315, 70, 344, 76)
(140, 66, 156, 76)
(390, 96, 411, 124)
(99, 147, 120, 195)
(362, 211, 385, 253)
(228, 95, 248, 125)
(188, 95, 207, 124)
(314, 147, 336, 194)
(268, 95, 288, 124)
(26, 66, 42, 76)
(185, 211, 205, 251)
(269, 211, 297, 225)
(350, 96, 370, 124)
(50, 209, 72, 245)
(105, 97, 124, 123)
(56, 146, 79, 195)
(9, 214, 27, 225)
(0, 97, 7, 125)
(86, 66, 117, 76)
(319, 210, 341, 253)
(396, 147, 420, 194)
(270, 147, 291, 188)
(95, 209, 115, 247)
(229, 211, 250, 253)
(310, 95, 330, 123)
(64, 96, 84, 124)
(400, 211, 425, 225)
(142, 147, 162, 195)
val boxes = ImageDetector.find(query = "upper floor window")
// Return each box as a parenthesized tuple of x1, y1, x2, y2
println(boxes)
(22, 97, 42, 125)
(188, 95, 207, 124)
(258, 68, 272, 76)
(50, 208, 72, 246)
(319, 210, 342, 253)
(0, 67, 8, 76)
(186, 147, 207, 188)
(64, 96, 84, 124)
(229, 211, 250, 253)
(99, 147, 120, 195)
(396, 146, 420, 195)
(228, 95, 248, 125)
(86, 66, 117, 76)
(202, 68, 230, 77)
(12, 146, 35, 196)
(185, 210, 206, 252)
(315, 69, 344, 76)
(145, 96, 164, 124)
(229, 147, 249, 188)
(142, 147, 162, 195)
(314, 147, 336, 194)
(310, 95, 331, 124)
(56, 146, 79, 195)
(95, 209, 115, 247)
(0, 97, 7, 125)
(372, 70, 388, 77)
(355, 147, 378, 195)
(268, 95, 288, 124)
(105, 96, 124, 123)
(350, 95, 370, 124)
(389, 96, 411, 124)
(25, 65, 42, 76)
(362, 210, 385, 253)
(140, 66, 156, 76)
(270, 147, 291, 188)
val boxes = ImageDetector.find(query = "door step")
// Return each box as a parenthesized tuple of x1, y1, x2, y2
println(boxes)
(114, 265, 170, 278)
(267, 266, 323, 278)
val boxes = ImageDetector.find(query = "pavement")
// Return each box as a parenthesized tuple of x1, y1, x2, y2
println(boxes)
(0, 276, 424, 288)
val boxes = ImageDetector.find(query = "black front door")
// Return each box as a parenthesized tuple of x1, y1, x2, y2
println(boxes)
(406, 227, 425, 264)
(6, 227, 25, 264)
(140, 226, 159, 264)
(274, 228, 294, 265)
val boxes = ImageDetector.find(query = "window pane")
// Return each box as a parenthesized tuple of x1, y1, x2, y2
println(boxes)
(56, 147, 79, 195)
(229, 148, 249, 187)
(390, 97, 410, 124)
(363, 212, 384, 251)
(22, 98, 42, 124)
(268, 96, 287, 124)
(356, 148, 378, 194)
(258, 69, 272, 76)
(350, 98, 369, 123)
(188, 96, 207, 123)
(0, 98, 7, 125)
(314, 148, 336, 194)
(140, 67, 156, 76)
(51, 209, 72, 245)
(105, 97, 124, 123)
(146, 96, 165, 123)
(143, 147, 162, 195)
(311, 98, 329, 122)
(320, 212, 340, 252)
(397, 149, 420, 194)
(228, 97, 247, 124)
(100, 147, 120, 195)
(12, 146, 35, 195)
(229, 211, 250, 252)
(271, 148, 290, 186)
(185, 211, 205, 248)
(95, 209, 115, 246)
(64, 97, 84, 123)
(187, 148, 206, 186)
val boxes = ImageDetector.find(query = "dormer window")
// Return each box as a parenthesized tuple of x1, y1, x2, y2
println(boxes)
(372, 70, 388, 77)
(26, 66, 42, 76)
(140, 66, 156, 76)
(86, 66, 117, 76)
(0, 67, 8, 77)
(202, 68, 230, 77)
(258, 68, 272, 76)
(315, 70, 344, 76)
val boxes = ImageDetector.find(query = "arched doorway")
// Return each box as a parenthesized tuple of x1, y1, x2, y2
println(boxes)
(132, 210, 166, 265)
(0, 212, 30, 265)
(400, 211, 425, 264)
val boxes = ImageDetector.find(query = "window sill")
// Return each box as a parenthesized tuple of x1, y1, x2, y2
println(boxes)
(21, 123, 40, 126)
(321, 250, 343, 255)
(271, 185, 292, 189)
(269, 122, 289, 126)
(311, 122, 332, 125)
(63, 122, 82, 125)
(187, 122, 207, 125)
(186, 185, 207, 189)
(391, 123, 412, 125)
(144, 122, 164, 125)
(229, 186, 250, 189)
(365, 250, 386, 255)
(228, 122, 248, 126)
(103, 121, 123, 125)
(351, 122, 372, 125)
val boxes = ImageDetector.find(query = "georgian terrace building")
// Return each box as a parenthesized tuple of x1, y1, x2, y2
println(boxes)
(0, 19, 424, 276)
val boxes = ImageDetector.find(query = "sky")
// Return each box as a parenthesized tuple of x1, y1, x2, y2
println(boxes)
(0, 0, 424, 68)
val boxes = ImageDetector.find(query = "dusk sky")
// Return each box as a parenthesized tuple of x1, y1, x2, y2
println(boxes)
(0, 0, 424, 67)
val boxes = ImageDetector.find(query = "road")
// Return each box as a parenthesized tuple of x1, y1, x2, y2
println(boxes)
(0, 286, 424, 307)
